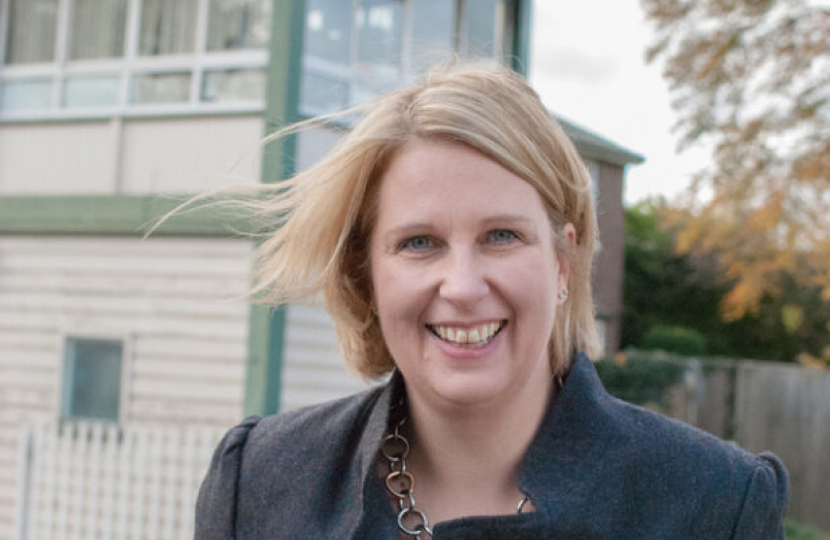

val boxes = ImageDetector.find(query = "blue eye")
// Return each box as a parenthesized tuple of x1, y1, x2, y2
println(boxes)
(402, 236, 433, 251)
(489, 229, 518, 243)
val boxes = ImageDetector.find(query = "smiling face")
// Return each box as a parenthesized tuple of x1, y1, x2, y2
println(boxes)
(369, 139, 572, 414)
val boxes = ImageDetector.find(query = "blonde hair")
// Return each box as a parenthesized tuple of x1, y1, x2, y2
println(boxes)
(255, 62, 601, 379)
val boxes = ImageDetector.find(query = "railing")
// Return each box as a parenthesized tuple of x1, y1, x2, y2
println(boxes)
(15, 421, 225, 540)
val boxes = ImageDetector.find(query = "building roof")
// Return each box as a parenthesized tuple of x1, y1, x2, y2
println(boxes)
(554, 114, 645, 167)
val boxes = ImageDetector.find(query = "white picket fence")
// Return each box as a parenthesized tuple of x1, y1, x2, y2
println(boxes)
(15, 422, 225, 540)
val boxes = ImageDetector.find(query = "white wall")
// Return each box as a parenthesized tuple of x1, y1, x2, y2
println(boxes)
(0, 236, 252, 539)
(281, 303, 374, 411)
(0, 117, 262, 195)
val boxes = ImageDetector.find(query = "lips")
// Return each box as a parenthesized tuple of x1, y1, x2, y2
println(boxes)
(426, 320, 507, 348)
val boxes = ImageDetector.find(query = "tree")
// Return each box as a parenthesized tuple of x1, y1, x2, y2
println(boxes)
(641, 0, 830, 321)
(624, 203, 830, 364)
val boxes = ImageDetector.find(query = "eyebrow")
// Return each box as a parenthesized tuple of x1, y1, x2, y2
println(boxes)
(384, 214, 536, 239)
(384, 222, 436, 241)
(480, 214, 535, 226)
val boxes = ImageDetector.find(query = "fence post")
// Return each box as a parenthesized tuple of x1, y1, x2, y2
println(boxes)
(15, 423, 33, 540)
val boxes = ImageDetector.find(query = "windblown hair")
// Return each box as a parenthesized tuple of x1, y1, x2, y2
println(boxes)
(255, 62, 601, 379)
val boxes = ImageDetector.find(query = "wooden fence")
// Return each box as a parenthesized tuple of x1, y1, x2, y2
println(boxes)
(15, 422, 224, 540)
(656, 357, 830, 531)
(733, 362, 830, 531)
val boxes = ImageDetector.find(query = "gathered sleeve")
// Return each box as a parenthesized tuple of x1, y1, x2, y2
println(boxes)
(194, 416, 261, 540)
(730, 452, 790, 540)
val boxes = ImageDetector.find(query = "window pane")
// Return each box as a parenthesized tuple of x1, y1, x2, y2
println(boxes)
(353, 0, 404, 103)
(201, 68, 265, 102)
(300, 70, 348, 115)
(300, 0, 353, 115)
(207, 0, 271, 51)
(138, 0, 198, 56)
(131, 72, 191, 104)
(5, 0, 58, 64)
(64, 74, 120, 108)
(410, 0, 455, 73)
(70, 0, 128, 60)
(460, 0, 505, 58)
(0, 78, 53, 111)
(64, 339, 123, 422)
(305, 0, 352, 66)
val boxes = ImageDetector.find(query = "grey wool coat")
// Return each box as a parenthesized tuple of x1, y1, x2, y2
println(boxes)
(194, 353, 789, 539)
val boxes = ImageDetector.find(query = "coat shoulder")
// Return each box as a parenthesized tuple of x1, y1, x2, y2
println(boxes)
(600, 395, 788, 539)
(194, 384, 387, 539)
(242, 383, 385, 464)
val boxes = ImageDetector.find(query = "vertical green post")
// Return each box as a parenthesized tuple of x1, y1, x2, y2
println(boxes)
(511, 0, 533, 76)
(244, 0, 306, 417)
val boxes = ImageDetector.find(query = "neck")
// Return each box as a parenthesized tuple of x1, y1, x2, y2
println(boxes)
(401, 376, 554, 523)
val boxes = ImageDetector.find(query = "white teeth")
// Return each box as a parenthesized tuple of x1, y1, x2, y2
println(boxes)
(430, 322, 504, 347)
(480, 325, 491, 340)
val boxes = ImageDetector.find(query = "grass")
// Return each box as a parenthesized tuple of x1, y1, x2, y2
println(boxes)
(785, 519, 830, 540)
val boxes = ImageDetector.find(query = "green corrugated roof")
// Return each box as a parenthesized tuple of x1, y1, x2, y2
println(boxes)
(554, 113, 645, 167)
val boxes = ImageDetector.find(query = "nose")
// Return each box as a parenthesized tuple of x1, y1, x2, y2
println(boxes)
(438, 249, 489, 306)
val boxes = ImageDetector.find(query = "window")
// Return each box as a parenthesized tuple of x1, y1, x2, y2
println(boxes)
(138, 0, 199, 56)
(4, 0, 58, 64)
(61, 338, 124, 422)
(0, 0, 271, 118)
(70, 0, 127, 60)
(300, 0, 518, 116)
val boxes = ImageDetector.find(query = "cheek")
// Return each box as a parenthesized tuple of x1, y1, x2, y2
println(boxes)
(501, 257, 560, 323)
(370, 257, 426, 331)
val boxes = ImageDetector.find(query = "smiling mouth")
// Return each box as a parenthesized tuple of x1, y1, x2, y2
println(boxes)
(425, 320, 507, 348)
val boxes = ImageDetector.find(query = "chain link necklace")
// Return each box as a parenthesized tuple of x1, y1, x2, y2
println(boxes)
(380, 416, 531, 539)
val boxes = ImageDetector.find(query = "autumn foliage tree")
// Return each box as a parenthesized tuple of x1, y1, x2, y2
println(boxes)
(641, 0, 830, 321)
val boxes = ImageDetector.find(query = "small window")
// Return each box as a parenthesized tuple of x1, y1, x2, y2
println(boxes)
(5, 0, 59, 64)
(61, 338, 124, 422)
(63, 73, 120, 108)
(69, 0, 128, 60)
(201, 68, 266, 103)
(138, 0, 199, 56)
(0, 78, 54, 111)
(131, 71, 192, 104)
(207, 0, 272, 51)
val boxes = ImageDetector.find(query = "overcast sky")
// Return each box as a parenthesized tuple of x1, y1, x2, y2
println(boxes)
(528, 0, 709, 205)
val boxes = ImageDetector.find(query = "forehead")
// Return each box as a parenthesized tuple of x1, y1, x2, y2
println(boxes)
(374, 139, 548, 227)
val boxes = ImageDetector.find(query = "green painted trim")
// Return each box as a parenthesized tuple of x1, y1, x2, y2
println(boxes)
(244, 304, 285, 416)
(0, 108, 265, 126)
(0, 195, 250, 236)
(511, 0, 533, 76)
(261, 0, 305, 182)
(243, 0, 306, 416)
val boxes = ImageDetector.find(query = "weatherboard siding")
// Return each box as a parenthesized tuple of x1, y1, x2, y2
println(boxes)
(0, 236, 251, 540)
(280, 302, 374, 411)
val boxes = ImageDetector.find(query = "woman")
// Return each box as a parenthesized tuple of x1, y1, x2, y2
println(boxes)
(195, 63, 788, 539)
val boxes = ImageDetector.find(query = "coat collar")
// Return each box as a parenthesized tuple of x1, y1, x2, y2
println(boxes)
(345, 352, 618, 538)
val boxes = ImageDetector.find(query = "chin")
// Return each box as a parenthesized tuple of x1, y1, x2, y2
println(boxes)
(425, 368, 518, 409)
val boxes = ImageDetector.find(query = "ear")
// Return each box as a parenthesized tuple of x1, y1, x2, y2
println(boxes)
(556, 223, 576, 302)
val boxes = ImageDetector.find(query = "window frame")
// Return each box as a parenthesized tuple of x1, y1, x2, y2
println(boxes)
(57, 332, 133, 424)
(0, 0, 269, 121)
